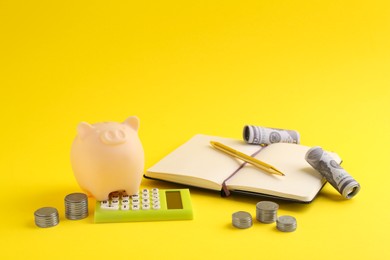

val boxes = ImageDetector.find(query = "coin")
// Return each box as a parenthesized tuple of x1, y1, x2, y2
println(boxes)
(276, 215, 297, 232)
(34, 207, 59, 228)
(65, 193, 88, 220)
(256, 201, 279, 223)
(232, 211, 253, 229)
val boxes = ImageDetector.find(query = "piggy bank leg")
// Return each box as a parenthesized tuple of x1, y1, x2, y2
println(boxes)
(124, 187, 140, 197)
(124, 190, 139, 196)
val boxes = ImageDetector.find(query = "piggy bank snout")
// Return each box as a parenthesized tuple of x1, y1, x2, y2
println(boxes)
(100, 129, 128, 145)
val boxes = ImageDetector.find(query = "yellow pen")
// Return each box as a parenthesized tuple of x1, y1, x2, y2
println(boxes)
(210, 141, 285, 176)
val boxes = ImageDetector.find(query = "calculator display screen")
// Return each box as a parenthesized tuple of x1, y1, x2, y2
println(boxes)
(165, 191, 183, 209)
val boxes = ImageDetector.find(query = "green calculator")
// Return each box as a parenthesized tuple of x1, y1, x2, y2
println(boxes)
(94, 188, 193, 223)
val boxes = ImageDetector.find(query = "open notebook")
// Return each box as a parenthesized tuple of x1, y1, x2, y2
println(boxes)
(145, 134, 341, 203)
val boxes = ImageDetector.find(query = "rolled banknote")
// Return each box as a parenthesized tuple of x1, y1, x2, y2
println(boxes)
(305, 146, 360, 199)
(243, 125, 300, 145)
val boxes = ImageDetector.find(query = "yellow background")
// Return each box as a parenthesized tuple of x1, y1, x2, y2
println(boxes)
(1, 0, 389, 259)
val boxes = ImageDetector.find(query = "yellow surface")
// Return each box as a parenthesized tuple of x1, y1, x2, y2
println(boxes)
(1, 0, 389, 259)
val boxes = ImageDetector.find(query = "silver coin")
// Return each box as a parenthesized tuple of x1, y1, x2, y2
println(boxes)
(276, 215, 297, 232)
(256, 201, 279, 211)
(65, 193, 88, 202)
(232, 211, 253, 229)
(34, 207, 59, 228)
(256, 201, 279, 223)
(65, 193, 88, 220)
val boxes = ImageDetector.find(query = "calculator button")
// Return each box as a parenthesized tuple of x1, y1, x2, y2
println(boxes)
(111, 200, 120, 206)
(122, 199, 130, 205)
(121, 194, 130, 200)
(152, 204, 161, 210)
(121, 204, 130, 211)
(111, 195, 120, 201)
(132, 199, 140, 205)
(101, 201, 109, 207)
(142, 193, 150, 199)
(102, 205, 119, 210)
(142, 189, 149, 194)
(151, 188, 159, 193)
(131, 194, 140, 199)
(132, 204, 140, 210)
(151, 195, 159, 200)
(142, 204, 150, 210)
(100, 205, 110, 210)
(142, 198, 150, 204)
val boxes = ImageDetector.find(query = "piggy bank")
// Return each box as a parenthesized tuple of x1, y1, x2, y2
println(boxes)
(70, 116, 144, 201)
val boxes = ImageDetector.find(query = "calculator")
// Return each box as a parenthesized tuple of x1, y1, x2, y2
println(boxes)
(94, 188, 193, 223)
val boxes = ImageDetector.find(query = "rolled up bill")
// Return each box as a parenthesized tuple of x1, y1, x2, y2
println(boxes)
(243, 125, 300, 145)
(305, 146, 360, 199)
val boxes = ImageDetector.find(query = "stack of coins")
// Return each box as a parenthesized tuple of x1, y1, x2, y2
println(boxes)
(65, 193, 88, 220)
(276, 215, 297, 232)
(256, 201, 279, 223)
(34, 207, 59, 228)
(232, 211, 253, 229)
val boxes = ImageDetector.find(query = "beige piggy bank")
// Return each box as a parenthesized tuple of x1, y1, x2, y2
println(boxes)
(70, 116, 144, 201)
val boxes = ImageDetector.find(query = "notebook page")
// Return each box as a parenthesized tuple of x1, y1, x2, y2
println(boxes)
(146, 134, 260, 189)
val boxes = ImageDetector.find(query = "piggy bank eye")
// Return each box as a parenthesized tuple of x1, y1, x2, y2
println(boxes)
(118, 129, 126, 139)
(100, 129, 127, 145)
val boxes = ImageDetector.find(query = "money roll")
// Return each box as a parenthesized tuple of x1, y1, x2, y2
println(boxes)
(305, 146, 360, 199)
(243, 125, 300, 145)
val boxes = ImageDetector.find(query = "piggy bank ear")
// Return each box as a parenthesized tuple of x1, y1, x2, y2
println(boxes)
(123, 116, 139, 132)
(77, 122, 94, 140)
